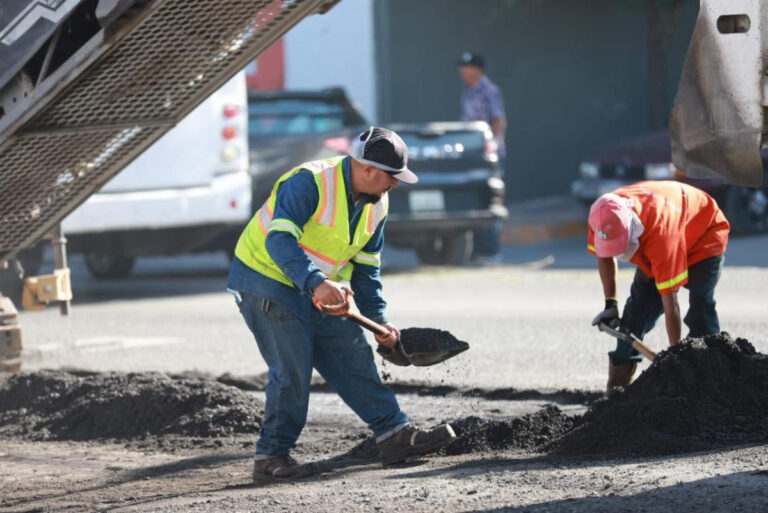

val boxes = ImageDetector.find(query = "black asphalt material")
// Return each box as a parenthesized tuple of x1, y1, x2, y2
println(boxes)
(553, 333, 768, 457)
(0, 370, 263, 441)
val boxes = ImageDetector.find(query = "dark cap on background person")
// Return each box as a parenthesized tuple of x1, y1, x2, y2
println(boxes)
(457, 51, 485, 69)
(349, 127, 418, 184)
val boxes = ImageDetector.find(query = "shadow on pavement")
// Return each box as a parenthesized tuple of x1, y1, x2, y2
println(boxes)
(2, 451, 250, 512)
(464, 471, 768, 512)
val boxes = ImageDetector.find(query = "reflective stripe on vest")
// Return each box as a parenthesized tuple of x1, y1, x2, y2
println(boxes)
(234, 157, 388, 287)
(315, 165, 339, 227)
(352, 250, 381, 266)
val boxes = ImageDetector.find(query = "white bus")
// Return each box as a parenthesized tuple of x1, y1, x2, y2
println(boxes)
(62, 72, 251, 279)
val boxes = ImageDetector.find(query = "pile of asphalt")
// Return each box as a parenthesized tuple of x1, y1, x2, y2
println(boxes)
(444, 405, 576, 455)
(7, 333, 763, 460)
(0, 370, 263, 442)
(335, 406, 576, 462)
(553, 333, 768, 457)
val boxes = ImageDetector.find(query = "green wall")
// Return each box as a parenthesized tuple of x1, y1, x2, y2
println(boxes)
(374, 0, 698, 201)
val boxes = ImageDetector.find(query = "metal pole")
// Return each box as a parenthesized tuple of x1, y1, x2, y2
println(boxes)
(51, 224, 70, 316)
(37, 26, 62, 87)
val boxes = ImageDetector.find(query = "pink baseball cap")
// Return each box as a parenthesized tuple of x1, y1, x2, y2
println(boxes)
(589, 193, 633, 257)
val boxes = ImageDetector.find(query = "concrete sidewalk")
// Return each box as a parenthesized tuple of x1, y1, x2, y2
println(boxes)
(501, 195, 588, 246)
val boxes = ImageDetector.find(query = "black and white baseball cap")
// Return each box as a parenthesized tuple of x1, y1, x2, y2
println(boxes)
(350, 127, 418, 184)
(457, 51, 485, 69)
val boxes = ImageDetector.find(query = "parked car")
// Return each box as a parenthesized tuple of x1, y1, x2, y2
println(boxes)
(246, 89, 507, 265)
(571, 131, 768, 234)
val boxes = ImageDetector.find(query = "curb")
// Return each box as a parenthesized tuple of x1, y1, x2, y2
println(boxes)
(500, 219, 587, 246)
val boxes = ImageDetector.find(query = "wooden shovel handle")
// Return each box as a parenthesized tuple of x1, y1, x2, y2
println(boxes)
(597, 322, 656, 362)
(629, 335, 656, 362)
(346, 310, 391, 338)
(313, 295, 393, 343)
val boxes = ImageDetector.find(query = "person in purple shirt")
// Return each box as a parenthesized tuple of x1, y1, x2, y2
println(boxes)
(458, 52, 507, 159)
(458, 52, 507, 257)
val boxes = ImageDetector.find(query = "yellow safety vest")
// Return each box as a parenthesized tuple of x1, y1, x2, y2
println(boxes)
(234, 157, 388, 288)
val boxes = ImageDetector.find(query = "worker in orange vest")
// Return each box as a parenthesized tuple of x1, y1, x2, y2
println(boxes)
(587, 181, 730, 389)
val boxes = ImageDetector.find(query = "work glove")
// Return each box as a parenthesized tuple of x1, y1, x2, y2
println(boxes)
(591, 299, 619, 328)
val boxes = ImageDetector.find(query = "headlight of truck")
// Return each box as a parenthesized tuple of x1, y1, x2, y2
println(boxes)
(644, 163, 674, 179)
(579, 162, 599, 178)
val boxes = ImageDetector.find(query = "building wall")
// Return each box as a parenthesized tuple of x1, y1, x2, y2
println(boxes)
(284, 0, 377, 122)
(374, 0, 698, 201)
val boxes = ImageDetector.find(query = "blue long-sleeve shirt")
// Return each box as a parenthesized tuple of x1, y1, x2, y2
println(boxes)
(227, 156, 388, 323)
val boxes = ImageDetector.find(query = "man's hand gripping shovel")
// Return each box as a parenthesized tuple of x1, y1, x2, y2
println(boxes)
(312, 292, 412, 366)
(596, 322, 656, 362)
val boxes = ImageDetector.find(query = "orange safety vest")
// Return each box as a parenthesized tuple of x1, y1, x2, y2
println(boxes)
(588, 181, 729, 293)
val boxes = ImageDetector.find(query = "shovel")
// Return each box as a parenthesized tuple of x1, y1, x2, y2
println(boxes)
(597, 322, 656, 362)
(313, 297, 469, 367)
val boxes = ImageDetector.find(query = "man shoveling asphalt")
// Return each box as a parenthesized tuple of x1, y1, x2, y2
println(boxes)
(587, 180, 730, 389)
(227, 127, 456, 480)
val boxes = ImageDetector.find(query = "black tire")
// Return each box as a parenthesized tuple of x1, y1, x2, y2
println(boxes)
(84, 254, 135, 280)
(416, 231, 474, 266)
(472, 222, 502, 258)
(723, 183, 768, 235)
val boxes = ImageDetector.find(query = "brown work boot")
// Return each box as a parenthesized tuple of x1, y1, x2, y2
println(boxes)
(377, 424, 457, 466)
(252, 455, 319, 482)
(607, 361, 638, 390)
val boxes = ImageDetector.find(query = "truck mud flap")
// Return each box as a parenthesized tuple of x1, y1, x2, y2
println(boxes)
(670, 0, 765, 187)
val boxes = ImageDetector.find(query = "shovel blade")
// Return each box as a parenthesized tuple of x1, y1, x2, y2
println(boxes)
(406, 343, 469, 366)
(400, 328, 470, 367)
(376, 328, 471, 367)
(376, 342, 412, 367)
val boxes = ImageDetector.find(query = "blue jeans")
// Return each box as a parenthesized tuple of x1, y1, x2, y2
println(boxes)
(610, 255, 724, 364)
(472, 156, 506, 257)
(233, 290, 408, 457)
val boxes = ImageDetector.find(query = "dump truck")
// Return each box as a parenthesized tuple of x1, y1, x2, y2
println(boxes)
(670, 0, 766, 188)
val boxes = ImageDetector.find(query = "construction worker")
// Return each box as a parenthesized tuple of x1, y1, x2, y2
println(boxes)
(227, 127, 456, 481)
(588, 180, 730, 389)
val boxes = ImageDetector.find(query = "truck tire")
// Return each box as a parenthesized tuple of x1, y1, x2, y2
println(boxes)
(472, 222, 502, 257)
(724, 183, 768, 235)
(416, 231, 474, 266)
(84, 254, 135, 280)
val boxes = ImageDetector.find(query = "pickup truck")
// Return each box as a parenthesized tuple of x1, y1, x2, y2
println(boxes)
(386, 122, 507, 264)
(245, 89, 507, 265)
(246, 87, 367, 210)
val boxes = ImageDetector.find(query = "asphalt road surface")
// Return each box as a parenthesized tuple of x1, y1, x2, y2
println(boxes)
(18, 233, 768, 391)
